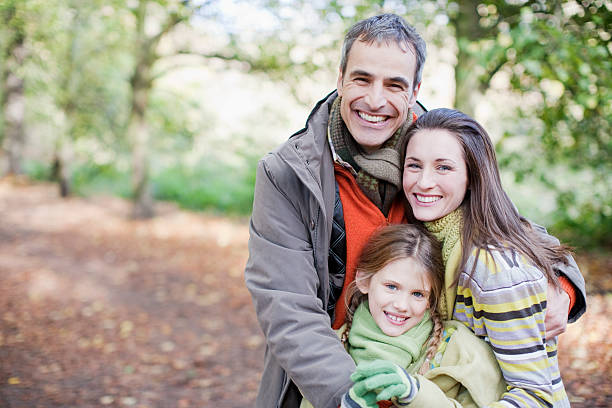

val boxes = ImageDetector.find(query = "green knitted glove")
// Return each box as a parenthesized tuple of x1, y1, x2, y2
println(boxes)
(341, 386, 378, 408)
(350, 360, 419, 405)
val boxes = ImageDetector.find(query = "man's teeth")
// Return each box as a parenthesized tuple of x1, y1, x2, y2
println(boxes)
(416, 195, 440, 203)
(359, 112, 386, 123)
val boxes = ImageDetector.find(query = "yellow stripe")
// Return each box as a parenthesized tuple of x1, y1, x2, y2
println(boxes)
(553, 387, 568, 402)
(509, 387, 553, 405)
(466, 293, 547, 314)
(498, 358, 551, 372)
(472, 247, 498, 272)
(489, 336, 544, 346)
(478, 321, 541, 333)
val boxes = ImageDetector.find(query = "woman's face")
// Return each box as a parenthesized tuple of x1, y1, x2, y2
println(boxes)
(356, 257, 431, 337)
(403, 129, 469, 222)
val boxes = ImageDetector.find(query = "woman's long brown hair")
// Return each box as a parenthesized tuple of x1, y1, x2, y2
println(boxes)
(403, 108, 571, 284)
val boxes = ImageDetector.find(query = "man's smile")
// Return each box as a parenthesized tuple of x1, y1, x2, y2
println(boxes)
(358, 111, 388, 123)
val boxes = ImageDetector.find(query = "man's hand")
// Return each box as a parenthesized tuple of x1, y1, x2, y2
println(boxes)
(546, 283, 570, 340)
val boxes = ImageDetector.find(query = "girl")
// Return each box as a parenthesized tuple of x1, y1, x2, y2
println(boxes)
(325, 224, 505, 408)
(354, 108, 578, 407)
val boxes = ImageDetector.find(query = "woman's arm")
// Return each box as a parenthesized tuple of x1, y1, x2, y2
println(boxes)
(454, 249, 566, 408)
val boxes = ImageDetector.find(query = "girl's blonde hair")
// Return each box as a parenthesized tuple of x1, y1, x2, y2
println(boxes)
(342, 224, 445, 371)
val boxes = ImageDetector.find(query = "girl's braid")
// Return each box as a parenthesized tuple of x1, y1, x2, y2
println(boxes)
(419, 308, 444, 375)
(341, 282, 366, 349)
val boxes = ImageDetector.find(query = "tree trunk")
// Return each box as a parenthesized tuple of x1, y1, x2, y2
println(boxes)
(452, 0, 482, 116)
(128, 64, 154, 219)
(51, 119, 73, 197)
(2, 30, 26, 175)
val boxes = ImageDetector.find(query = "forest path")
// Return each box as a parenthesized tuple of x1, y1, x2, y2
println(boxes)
(0, 178, 609, 407)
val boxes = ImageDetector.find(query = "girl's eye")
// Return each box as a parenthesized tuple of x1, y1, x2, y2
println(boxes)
(412, 291, 425, 298)
(385, 284, 398, 291)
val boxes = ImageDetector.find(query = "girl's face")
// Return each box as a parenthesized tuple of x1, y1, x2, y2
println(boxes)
(356, 257, 431, 337)
(403, 129, 469, 222)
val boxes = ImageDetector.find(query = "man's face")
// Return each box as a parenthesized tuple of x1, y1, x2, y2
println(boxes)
(337, 40, 420, 153)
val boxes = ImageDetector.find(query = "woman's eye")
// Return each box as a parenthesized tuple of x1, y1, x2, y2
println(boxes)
(438, 165, 452, 172)
(405, 162, 421, 170)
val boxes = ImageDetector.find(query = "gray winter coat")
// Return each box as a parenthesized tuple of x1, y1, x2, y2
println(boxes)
(244, 91, 587, 408)
(245, 91, 353, 408)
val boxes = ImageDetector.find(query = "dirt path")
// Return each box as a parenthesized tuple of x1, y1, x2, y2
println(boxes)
(0, 179, 262, 407)
(0, 178, 610, 407)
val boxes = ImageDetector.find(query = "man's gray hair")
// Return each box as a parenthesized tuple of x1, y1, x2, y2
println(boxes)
(339, 13, 426, 90)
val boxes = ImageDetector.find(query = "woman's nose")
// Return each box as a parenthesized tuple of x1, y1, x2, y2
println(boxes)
(417, 168, 435, 189)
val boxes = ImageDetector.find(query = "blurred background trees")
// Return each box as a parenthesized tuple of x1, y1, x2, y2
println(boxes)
(0, 0, 609, 249)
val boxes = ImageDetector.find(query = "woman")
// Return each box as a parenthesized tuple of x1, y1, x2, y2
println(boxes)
(349, 109, 573, 407)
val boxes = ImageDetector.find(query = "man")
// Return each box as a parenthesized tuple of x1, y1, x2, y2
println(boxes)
(244, 14, 585, 408)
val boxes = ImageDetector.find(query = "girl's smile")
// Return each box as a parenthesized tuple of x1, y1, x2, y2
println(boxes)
(356, 257, 431, 337)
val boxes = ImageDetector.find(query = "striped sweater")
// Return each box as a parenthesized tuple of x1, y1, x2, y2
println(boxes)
(453, 246, 570, 408)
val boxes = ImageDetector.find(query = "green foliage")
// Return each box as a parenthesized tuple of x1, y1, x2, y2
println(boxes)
(23, 155, 259, 216)
(71, 162, 133, 198)
(22, 160, 52, 181)
(4, 0, 610, 248)
(153, 157, 257, 215)
(449, 0, 611, 249)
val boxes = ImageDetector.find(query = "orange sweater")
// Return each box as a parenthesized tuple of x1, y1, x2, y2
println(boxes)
(331, 164, 407, 330)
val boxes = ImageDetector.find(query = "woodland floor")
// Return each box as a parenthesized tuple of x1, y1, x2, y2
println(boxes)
(0, 177, 610, 407)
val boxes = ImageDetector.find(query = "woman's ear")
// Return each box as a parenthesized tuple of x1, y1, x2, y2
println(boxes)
(355, 270, 369, 294)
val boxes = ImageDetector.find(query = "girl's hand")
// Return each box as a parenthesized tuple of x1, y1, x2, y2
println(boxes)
(350, 360, 419, 405)
(341, 384, 378, 408)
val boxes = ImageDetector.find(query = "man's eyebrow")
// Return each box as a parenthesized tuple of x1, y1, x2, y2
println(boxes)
(349, 69, 372, 78)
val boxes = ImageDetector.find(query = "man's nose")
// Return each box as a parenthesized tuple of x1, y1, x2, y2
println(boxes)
(364, 82, 386, 111)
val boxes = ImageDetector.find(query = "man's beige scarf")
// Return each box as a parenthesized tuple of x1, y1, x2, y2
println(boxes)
(328, 96, 413, 216)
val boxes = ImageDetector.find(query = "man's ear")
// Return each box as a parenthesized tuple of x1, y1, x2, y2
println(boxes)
(355, 270, 369, 294)
(409, 81, 422, 108)
(336, 68, 344, 97)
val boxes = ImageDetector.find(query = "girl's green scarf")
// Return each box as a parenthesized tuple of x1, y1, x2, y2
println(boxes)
(348, 302, 432, 372)
(424, 208, 464, 320)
